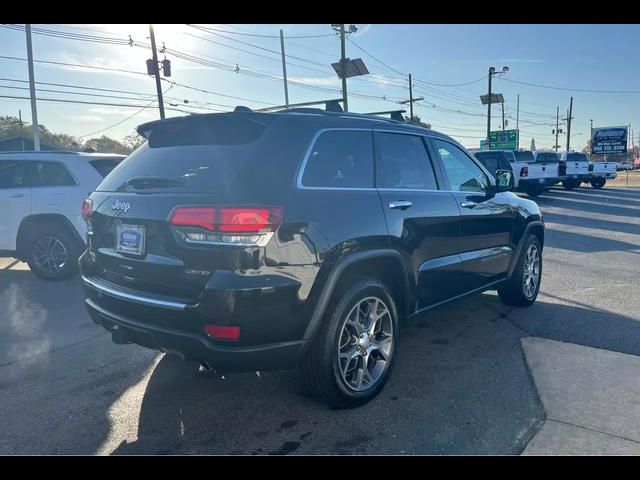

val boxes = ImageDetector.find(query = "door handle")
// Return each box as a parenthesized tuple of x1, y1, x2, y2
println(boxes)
(388, 200, 413, 210)
(10, 193, 27, 198)
(460, 201, 477, 209)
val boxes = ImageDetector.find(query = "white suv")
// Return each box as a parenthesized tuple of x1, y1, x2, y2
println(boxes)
(0, 151, 125, 280)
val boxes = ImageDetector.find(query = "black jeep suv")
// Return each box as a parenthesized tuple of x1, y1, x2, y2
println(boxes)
(80, 108, 544, 408)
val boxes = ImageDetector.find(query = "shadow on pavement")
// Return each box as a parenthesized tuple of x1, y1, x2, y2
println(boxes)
(544, 228, 640, 254)
(107, 293, 636, 456)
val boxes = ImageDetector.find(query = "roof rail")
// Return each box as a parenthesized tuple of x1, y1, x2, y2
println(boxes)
(255, 98, 344, 113)
(365, 110, 407, 122)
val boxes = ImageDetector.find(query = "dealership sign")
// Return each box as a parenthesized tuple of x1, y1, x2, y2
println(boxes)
(591, 126, 628, 154)
(480, 129, 519, 150)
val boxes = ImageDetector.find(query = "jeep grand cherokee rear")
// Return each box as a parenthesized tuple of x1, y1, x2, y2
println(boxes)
(81, 109, 544, 408)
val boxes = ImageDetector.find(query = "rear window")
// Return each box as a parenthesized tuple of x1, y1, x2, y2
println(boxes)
(566, 153, 588, 163)
(514, 151, 534, 163)
(535, 153, 559, 163)
(474, 152, 512, 173)
(89, 158, 123, 178)
(97, 116, 271, 194)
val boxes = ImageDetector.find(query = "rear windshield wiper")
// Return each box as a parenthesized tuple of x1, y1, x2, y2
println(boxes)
(119, 176, 185, 191)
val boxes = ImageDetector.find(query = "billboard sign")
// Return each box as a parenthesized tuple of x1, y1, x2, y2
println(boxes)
(480, 129, 519, 150)
(591, 126, 628, 154)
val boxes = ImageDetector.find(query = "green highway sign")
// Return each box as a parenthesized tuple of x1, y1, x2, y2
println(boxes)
(480, 129, 519, 150)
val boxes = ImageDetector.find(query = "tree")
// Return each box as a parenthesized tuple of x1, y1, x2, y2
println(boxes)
(123, 130, 146, 152)
(405, 114, 430, 128)
(0, 115, 82, 149)
(84, 135, 129, 154)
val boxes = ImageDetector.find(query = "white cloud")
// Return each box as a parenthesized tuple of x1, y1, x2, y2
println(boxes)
(61, 114, 103, 123)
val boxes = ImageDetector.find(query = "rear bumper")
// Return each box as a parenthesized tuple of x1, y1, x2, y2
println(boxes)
(85, 296, 309, 371)
(79, 251, 313, 371)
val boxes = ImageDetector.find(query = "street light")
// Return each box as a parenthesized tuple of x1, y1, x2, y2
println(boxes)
(485, 66, 509, 149)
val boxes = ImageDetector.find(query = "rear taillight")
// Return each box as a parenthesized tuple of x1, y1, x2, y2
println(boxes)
(82, 198, 93, 222)
(520, 166, 528, 177)
(169, 205, 283, 246)
(170, 206, 216, 231)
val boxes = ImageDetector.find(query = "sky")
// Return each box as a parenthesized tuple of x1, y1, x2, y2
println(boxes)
(1, 23, 640, 150)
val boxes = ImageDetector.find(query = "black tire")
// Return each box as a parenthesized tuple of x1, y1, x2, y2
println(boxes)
(301, 278, 399, 409)
(26, 222, 82, 281)
(590, 178, 606, 189)
(498, 234, 542, 307)
(525, 185, 542, 197)
(562, 179, 576, 190)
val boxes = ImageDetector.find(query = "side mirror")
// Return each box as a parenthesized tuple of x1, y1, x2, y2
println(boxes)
(495, 169, 514, 192)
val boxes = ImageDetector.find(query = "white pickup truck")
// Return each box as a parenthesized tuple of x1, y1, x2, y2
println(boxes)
(473, 150, 560, 197)
(559, 151, 590, 189)
(587, 160, 617, 188)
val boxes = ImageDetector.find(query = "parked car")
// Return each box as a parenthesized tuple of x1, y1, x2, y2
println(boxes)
(588, 160, 617, 188)
(560, 151, 590, 189)
(617, 161, 632, 171)
(79, 108, 544, 408)
(473, 150, 516, 185)
(531, 151, 561, 191)
(0, 151, 125, 279)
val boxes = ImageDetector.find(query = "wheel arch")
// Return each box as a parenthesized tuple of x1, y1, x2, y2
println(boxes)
(16, 214, 84, 260)
(508, 220, 544, 278)
(302, 249, 411, 342)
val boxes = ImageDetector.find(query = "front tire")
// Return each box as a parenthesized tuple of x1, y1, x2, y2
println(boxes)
(562, 179, 577, 190)
(590, 178, 606, 189)
(498, 234, 542, 307)
(26, 223, 81, 281)
(301, 278, 399, 408)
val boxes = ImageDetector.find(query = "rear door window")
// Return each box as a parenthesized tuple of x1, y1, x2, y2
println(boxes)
(376, 132, 438, 190)
(30, 161, 76, 187)
(301, 130, 374, 188)
(0, 161, 28, 188)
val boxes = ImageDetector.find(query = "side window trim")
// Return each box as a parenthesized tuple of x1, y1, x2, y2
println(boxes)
(431, 137, 494, 192)
(296, 127, 376, 191)
(373, 129, 442, 191)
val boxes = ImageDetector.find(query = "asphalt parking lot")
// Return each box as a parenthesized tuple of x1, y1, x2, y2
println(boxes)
(1, 185, 639, 455)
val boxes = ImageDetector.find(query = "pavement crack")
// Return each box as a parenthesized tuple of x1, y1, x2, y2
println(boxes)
(546, 417, 640, 446)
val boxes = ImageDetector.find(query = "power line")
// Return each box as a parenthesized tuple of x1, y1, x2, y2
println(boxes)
(0, 54, 148, 76)
(503, 77, 640, 94)
(0, 94, 194, 113)
(187, 24, 334, 39)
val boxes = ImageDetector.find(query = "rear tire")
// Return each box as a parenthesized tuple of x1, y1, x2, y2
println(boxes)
(562, 179, 579, 190)
(301, 278, 399, 409)
(26, 222, 82, 281)
(590, 178, 606, 189)
(525, 185, 542, 197)
(498, 234, 542, 307)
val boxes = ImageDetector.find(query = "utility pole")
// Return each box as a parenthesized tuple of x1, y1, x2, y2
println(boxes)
(501, 101, 505, 130)
(555, 107, 560, 152)
(486, 68, 493, 149)
(409, 73, 414, 121)
(25, 24, 40, 151)
(566, 96, 573, 152)
(590, 119, 593, 155)
(339, 24, 348, 112)
(280, 29, 289, 107)
(399, 74, 423, 123)
(18, 110, 25, 151)
(148, 25, 165, 119)
(516, 94, 520, 149)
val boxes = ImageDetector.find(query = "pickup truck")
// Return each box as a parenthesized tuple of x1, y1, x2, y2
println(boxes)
(473, 150, 558, 197)
(588, 161, 617, 188)
(560, 152, 590, 189)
